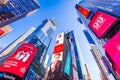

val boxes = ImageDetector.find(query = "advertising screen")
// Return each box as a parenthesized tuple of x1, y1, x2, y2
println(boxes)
(64, 47, 71, 76)
(88, 10, 117, 38)
(0, 43, 38, 78)
(55, 32, 64, 46)
(76, 4, 91, 18)
(53, 44, 64, 53)
(104, 31, 120, 76)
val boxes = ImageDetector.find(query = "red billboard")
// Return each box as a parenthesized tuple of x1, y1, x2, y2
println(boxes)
(88, 10, 117, 38)
(0, 43, 38, 78)
(53, 44, 64, 53)
(76, 4, 91, 18)
(104, 31, 120, 76)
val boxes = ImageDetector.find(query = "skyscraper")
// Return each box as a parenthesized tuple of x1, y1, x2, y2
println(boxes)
(0, 19, 56, 80)
(76, 1, 120, 79)
(47, 31, 84, 80)
(0, 0, 40, 27)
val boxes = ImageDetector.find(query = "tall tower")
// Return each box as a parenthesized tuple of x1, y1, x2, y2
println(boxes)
(85, 64, 91, 80)
(0, 19, 56, 80)
(0, 0, 40, 27)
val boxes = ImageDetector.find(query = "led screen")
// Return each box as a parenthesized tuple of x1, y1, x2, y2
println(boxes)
(104, 31, 120, 76)
(76, 4, 91, 18)
(88, 10, 117, 38)
(0, 43, 38, 78)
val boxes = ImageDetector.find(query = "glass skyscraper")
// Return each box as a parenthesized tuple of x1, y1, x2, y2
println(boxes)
(0, 0, 40, 27)
(0, 19, 56, 80)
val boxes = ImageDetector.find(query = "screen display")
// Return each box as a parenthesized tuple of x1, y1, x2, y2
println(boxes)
(0, 43, 38, 78)
(88, 10, 117, 38)
(104, 31, 120, 75)
(76, 4, 91, 18)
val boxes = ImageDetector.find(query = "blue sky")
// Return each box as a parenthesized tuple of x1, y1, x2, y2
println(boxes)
(0, 0, 101, 80)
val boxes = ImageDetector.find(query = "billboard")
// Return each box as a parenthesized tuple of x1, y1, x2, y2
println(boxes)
(103, 31, 120, 76)
(88, 10, 117, 38)
(64, 47, 71, 76)
(76, 4, 91, 18)
(0, 43, 38, 78)
(0, 25, 13, 37)
(55, 32, 64, 46)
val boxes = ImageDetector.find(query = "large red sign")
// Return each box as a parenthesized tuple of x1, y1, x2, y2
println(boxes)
(76, 4, 91, 18)
(53, 44, 64, 53)
(104, 31, 120, 76)
(88, 10, 117, 38)
(0, 43, 38, 78)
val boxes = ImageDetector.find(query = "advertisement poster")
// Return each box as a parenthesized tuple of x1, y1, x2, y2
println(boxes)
(88, 10, 117, 38)
(104, 31, 120, 76)
(0, 43, 38, 78)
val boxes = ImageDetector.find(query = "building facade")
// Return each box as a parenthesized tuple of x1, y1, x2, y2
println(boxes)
(0, 0, 40, 27)
(47, 31, 84, 80)
(76, 1, 120, 79)
(0, 19, 56, 80)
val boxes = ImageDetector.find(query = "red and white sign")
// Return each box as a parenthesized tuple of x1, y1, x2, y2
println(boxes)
(0, 43, 38, 78)
(76, 4, 91, 18)
(88, 10, 117, 38)
(55, 32, 64, 46)
(104, 31, 120, 76)
(0, 25, 13, 37)
(53, 44, 64, 53)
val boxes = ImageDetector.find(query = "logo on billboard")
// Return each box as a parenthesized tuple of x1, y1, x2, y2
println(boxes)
(93, 15, 106, 30)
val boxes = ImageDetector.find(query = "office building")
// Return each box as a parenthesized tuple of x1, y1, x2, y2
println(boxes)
(0, 19, 56, 80)
(47, 31, 84, 80)
(0, 0, 40, 27)
(76, 1, 120, 79)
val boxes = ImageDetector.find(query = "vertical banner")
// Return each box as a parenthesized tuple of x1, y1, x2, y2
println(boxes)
(0, 43, 38, 78)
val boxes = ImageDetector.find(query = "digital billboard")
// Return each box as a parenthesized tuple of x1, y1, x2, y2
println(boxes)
(88, 10, 117, 38)
(55, 32, 64, 46)
(47, 32, 64, 80)
(0, 43, 38, 78)
(64, 47, 71, 76)
(76, 4, 91, 18)
(104, 31, 120, 76)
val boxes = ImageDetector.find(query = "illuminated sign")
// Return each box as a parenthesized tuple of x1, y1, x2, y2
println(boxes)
(64, 47, 71, 76)
(76, 4, 91, 18)
(0, 25, 13, 37)
(104, 31, 120, 76)
(0, 43, 38, 78)
(88, 10, 117, 38)
(53, 44, 64, 53)
(55, 32, 64, 46)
